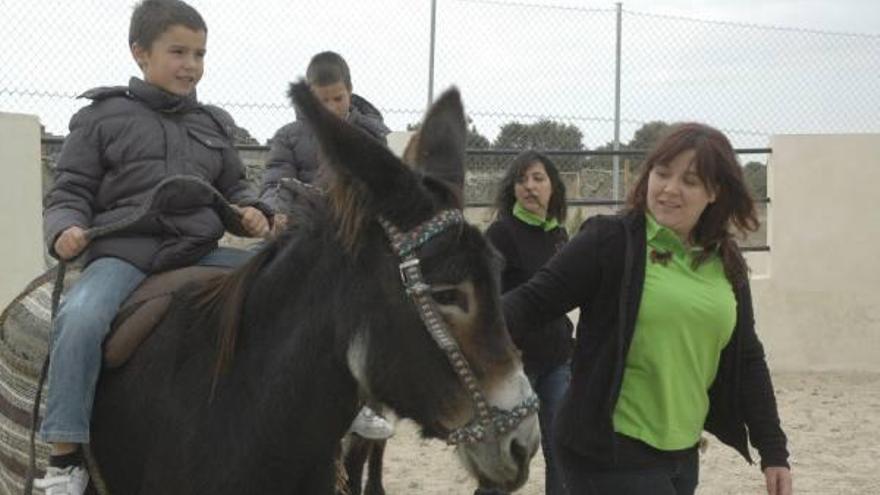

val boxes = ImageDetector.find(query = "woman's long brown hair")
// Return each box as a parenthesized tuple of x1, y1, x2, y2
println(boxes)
(626, 122, 759, 287)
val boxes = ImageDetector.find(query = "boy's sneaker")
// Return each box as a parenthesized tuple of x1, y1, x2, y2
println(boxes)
(350, 406, 394, 440)
(34, 465, 89, 495)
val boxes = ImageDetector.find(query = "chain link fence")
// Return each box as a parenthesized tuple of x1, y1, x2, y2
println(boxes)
(2, 0, 878, 215)
(3, 0, 878, 144)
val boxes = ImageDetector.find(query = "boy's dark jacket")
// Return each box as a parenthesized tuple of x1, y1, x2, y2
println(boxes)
(259, 85, 390, 211)
(503, 211, 790, 470)
(485, 213, 573, 375)
(43, 77, 270, 273)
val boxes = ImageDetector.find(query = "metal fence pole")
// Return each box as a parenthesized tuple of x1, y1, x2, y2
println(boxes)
(613, 2, 623, 203)
(427, 0, 438, 107)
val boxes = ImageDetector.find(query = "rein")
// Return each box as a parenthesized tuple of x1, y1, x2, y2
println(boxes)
(378, 211, 539, 445)
(24, 175, 242, 495)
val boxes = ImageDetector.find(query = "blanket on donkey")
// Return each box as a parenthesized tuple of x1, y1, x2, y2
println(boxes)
(0, 264, 228, 494)
(0, 266, 73, 494)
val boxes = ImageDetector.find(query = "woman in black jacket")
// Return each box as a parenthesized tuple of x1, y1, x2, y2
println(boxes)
(503, 124, 792, 495)
(482, 151, 573, 495)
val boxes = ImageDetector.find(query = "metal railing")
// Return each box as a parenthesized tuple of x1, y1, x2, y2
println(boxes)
(39, 137, 771, 251)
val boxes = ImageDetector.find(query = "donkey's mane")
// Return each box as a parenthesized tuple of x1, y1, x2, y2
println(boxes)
(187, 241, 278, 396)
(325, 172, 374, 254)
(189, 175, 384, 395)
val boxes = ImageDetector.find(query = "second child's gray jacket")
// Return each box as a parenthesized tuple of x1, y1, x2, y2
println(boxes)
(43, 77, 270, 273)
(260, 92, 390, 211)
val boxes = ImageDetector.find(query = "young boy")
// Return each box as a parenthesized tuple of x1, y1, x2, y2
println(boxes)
(259, 51, 394, 440)
(36, 1, 271, 493)
(260, 51, 390, 233)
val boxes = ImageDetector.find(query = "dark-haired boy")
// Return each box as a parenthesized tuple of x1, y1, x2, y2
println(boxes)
(36, 1, 271, 492)
(259, 51, 394, 440)
(260, 51, 390, 233)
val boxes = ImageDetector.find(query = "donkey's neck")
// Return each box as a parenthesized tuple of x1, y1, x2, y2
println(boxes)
(185, 226, 368, 491)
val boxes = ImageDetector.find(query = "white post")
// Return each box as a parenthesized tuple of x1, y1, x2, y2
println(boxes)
(612, 2, 623, 204)
(427, 0, 438, 107)
(0, 113, 45, 309)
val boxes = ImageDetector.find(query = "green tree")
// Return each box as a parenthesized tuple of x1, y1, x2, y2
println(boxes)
(627, 121, 671, 151)
(589, 121, 671, 164)
(583, 121, 671, 199)
(492, 120, 585, 172)
(493, 120, 584, 152)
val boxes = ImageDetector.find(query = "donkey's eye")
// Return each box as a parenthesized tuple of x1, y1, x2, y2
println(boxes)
(432, 289, 458, 305)
(432, 288, 468, 311)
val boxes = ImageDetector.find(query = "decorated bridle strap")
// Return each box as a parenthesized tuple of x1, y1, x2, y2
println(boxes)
(447, 394, 540, 446)
(380, 209, 465, 258)
(378, 210, 539, 445)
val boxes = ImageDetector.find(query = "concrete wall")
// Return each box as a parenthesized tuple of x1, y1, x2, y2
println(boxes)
(0, 113, 44, 309)
(752, 134, 880, 371)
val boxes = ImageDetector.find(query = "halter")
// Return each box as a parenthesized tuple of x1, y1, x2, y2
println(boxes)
(378, 210, 539, 445)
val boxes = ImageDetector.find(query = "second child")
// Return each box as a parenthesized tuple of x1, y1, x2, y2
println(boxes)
(260, 51, 390, 232)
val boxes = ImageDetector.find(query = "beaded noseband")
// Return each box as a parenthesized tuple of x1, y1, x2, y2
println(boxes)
(379, 210, 539, 445)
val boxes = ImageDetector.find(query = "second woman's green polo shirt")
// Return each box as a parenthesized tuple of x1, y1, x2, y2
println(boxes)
(612, 213, 737, 451)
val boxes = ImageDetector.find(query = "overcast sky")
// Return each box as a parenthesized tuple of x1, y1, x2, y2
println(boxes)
(580, 0, 880, 33)
(1, 0, 878, 148)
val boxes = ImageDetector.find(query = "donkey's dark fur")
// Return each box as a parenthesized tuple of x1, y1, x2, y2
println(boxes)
(338, 123, 466, 495)
(89, 85, 523, 494)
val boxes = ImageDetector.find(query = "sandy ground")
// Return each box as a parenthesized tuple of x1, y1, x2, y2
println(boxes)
(371, 372, 880, 494)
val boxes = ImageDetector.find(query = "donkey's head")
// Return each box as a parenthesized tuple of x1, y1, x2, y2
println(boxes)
(291, 83, 539, 491)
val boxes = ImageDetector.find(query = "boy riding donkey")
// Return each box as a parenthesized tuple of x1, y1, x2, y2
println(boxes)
(36, 1, 271, 492)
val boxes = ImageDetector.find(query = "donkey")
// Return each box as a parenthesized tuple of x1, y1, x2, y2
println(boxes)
(86, 83, 540, 494)
(339, 120, 447, 495)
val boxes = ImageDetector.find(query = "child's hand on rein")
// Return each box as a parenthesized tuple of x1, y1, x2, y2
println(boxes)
(54, 225, 89, 260)
(237, 206, 270, 238)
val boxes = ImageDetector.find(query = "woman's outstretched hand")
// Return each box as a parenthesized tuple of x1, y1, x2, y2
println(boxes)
(764, 466, 792, 495)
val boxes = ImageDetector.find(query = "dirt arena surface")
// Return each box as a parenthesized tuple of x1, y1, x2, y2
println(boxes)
(374, 372, 880, 494)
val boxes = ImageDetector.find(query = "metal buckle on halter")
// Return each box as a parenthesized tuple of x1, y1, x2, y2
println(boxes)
(399, 258, 430, 295)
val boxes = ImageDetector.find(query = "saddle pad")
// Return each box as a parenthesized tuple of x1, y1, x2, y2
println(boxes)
(104, 265, 230, 368)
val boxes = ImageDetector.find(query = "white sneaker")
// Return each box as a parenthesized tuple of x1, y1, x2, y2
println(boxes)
(350, 406, 394, 440)
(34, 465, 89, 495)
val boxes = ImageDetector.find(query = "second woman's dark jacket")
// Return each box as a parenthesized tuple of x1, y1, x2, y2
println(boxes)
(43, 77, 270, 273)
(503, 211, 789, 470)
(485, 213, 573, 375)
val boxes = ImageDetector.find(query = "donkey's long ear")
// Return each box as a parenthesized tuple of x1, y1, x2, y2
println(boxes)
(289, 81, 431, 221)
(411, 88, 467, 202)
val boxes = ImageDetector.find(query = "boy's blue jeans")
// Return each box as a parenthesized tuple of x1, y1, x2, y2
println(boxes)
(39, 247, 252, 444)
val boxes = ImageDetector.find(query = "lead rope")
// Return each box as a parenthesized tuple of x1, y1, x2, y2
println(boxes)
(23, 175, 242, 495)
